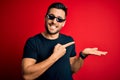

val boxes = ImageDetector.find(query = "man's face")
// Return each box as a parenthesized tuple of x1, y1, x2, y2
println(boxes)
(45, 8, 66, 35)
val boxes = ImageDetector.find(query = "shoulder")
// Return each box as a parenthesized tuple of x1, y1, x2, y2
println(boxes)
(27, 33, 41, 40)
(60, 33, 74, 41)
(25, 33, 41, 45)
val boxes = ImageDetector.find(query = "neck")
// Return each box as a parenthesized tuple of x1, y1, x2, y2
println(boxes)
(42, 32, 59, 40)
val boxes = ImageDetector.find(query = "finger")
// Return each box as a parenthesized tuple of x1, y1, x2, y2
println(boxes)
(98, 51, 108, 55)
(101, 52, 108, 55)
(63, 41, 75, 48)
(55, 43, 61, 48)
(90, 51, 101, 56)
(92, 48, 98, 51)
(95, 51, 108, 56)
(93, 48, 98, 50)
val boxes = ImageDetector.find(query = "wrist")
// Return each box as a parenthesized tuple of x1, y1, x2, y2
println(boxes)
(79, 51, 88, 59)
(49, 54, 59, 62)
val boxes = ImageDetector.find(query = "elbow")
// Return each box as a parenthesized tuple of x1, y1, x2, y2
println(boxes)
(23, 74, 33, 80)
(22, 72, 40, 80)
(23, 74, 29, 80)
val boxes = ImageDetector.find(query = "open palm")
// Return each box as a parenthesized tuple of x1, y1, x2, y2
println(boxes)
(82, 48, 107, 56)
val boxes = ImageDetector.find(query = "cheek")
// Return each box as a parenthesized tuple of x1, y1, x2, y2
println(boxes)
(59, 23, 65, 27)
(45, 18, 50, 24)
(46, 20, 52, 25)
(45, 20, 50, 26)
(58, 24, 64, 29)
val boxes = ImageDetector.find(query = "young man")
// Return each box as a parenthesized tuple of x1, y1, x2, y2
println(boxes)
(22, 2, 107, 80)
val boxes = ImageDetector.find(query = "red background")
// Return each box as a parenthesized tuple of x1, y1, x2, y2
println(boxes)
(0, 0, 120, 80)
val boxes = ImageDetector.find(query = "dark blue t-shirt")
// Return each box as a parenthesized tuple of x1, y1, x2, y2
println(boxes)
(23, 33, 76, 80)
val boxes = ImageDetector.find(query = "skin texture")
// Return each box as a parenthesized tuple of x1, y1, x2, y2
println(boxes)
(22, 8, 107, 80)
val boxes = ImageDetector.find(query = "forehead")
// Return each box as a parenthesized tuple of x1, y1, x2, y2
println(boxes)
(48, 8, 65, 18)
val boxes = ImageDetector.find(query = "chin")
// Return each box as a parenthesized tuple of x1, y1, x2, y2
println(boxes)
(47, 30, 59, 35)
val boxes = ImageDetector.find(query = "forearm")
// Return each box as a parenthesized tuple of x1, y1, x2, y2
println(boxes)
(23, 55, 59, 80)
(71, 57, 84, 73)
(71, 52, 89, 73)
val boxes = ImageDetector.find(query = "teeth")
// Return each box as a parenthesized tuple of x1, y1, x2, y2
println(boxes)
(51, 25, 56, 29)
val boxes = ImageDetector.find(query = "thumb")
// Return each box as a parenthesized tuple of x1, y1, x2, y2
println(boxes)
(92, 48, 98, 51)
(55, 43, 61, 48)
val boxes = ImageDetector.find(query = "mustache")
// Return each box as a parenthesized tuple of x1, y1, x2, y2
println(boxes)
(49, 24, 57, 27)
(49, 22, 57, 25)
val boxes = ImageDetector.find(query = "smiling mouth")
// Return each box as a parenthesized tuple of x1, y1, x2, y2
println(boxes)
(49, 23, 57, 29)
(46, 24, 59, 34)
(51, 25, 56, 29)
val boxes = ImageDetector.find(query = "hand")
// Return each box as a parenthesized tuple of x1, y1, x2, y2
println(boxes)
(82, 48, 108, 56)
(52, 42, 75, 59)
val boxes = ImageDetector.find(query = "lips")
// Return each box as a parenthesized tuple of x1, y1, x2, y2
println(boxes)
(52, 25, 57, 29)
(49, 24, 57, 30)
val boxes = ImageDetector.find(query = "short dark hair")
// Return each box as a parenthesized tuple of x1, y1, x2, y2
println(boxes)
(46, 2, 67, 16)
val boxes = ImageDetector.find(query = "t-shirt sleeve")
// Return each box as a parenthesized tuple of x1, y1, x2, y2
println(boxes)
(23, 38, 37, 59)
(70, 44, 76, 57)
(69, 37, 76, 57)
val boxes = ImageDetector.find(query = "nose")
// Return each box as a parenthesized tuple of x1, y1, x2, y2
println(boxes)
(52, 18, 57, 24)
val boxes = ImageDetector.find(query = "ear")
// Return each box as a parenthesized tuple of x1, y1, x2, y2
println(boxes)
(62, 21, 66, 27)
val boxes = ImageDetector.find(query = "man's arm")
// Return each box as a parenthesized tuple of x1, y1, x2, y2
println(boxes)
(22, 56, 59, 80)
(70, 56, 84, 73)
(70, 48, 107, 73)
(22, 42, 75, 80)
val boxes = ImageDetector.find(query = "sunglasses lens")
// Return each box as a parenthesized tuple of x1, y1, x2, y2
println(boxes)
(57, 18, 65, 22)
(47, 15, 55, 20)
(47, 14, 65, 22)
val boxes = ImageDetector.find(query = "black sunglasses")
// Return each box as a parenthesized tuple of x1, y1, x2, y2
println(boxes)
(47, 14, 65, 23)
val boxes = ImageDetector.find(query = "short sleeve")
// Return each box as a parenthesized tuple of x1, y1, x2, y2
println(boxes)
(68, 36, 76, 57)
(70, 44, 76, 57)
(23, 38, 37, 59)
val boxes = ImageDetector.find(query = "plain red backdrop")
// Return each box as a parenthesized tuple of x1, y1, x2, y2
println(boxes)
(0, 0, 120, 80)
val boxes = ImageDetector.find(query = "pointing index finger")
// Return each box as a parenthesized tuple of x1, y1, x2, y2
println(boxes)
(63, 41, 75, 48)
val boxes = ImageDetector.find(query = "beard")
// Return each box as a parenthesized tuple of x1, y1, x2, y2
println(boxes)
(45, 25, 60, 35)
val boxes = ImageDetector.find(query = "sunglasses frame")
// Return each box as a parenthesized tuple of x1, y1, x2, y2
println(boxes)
(47, 14, 66, 23)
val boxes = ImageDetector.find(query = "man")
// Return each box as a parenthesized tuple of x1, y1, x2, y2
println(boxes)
(22, 2, 107, 80)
